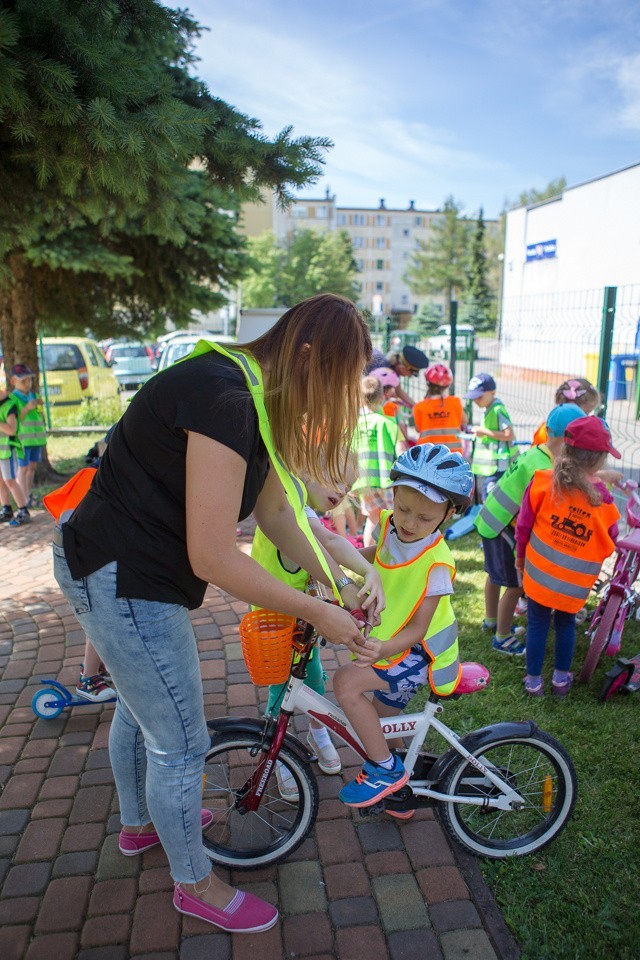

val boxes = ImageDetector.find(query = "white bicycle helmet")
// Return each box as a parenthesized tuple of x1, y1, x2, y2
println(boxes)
(390, 443, 474, 508)
(370, 366, 400, 389)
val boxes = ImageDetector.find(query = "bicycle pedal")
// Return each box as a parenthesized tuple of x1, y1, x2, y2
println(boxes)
(359, 802, 385, 817)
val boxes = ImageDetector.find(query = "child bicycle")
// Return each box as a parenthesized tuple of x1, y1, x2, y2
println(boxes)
(578, 480, 640, 684)
(200, 608, 577, 869)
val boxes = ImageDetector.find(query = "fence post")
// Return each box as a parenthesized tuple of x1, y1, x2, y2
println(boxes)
(384, 316, 392, 352)
(37, 336, 52, 430)
(449, 300, 458, 393)
(597, 286, 616, 420)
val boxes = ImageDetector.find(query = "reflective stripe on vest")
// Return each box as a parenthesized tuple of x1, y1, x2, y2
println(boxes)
(11, 392, 47, 447)
(471, 400, 517, 476)
(181, 340, 340, 600)
(370, 510, 461, 696)
(413, 397, 463, 453)
(0, 398, 23, 460)
(522, 470, 618, 613)
(475, 445, 552, 539)
(352, 411, 397, 491)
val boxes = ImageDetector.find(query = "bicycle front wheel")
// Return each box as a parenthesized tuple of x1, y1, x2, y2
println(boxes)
(579, 593, 623, 683)
(201, 731, 319, 869)
(439, 731, 577, 858)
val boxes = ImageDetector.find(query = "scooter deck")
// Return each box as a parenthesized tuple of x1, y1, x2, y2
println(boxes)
(444, 504, 481, 541)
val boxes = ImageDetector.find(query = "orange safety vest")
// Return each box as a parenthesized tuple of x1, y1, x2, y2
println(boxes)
(522, 470, 619, 613)
(412, 396, 464, 453)
(43, 467, 97, 524)
(532, 421, 547, 445)
(383, 399, 399, 420)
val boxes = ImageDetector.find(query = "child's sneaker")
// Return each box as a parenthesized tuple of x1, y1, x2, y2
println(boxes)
(339, 755, 409, 808)
(482, 620, 524, 636)
(0, 506, 13, 523)
(8, 507, 30, 527)
(492, 634, 526, 656)
(552, 671, 573, 698)
(76, 674, 115, 703)
(275, 762, 299, 802)
(523, 674, 544, 696)
(515, 597, 528, 617)
(306, 729, 341, 774)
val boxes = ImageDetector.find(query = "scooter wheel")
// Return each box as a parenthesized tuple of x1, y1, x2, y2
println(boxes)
(32, 688, 65, 719)
(599, 663, 634, 702)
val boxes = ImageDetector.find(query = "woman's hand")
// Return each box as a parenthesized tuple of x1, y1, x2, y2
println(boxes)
(515, 555, 525, 573)
(357, 567, 384, 623)
(309, 601, 367, 649)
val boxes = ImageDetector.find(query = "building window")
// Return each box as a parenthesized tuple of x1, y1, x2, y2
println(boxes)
(376, 214, 387, 226)
(316, 206, 327, 218)
(376, 259, 385, 270)
(401, 294, 409, 304)
(353, 236, 365, 248)
(403, 228, 410, 237)
(292, 206, 308, 218)
(356, 258, 364, 270)
(415, 216, 422, 227)
(375, 282, 384, 292)
(337, 213, 347, 225)
(375, 237, 386, 248)
(353, 213, 365, 225)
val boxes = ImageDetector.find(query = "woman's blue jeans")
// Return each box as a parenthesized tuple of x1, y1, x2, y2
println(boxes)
(525, 596, 576, 676)
(53, 545, 212, 884)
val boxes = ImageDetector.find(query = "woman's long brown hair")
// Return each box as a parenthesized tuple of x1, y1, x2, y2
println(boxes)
(237, 294, 372, 485)
(552, 447, 608, 506)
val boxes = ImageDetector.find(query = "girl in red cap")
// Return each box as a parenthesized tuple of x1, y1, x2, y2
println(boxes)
(515, 417, 621, 696)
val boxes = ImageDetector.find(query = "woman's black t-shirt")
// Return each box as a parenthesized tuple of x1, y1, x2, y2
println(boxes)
(63, 352, 269, 609)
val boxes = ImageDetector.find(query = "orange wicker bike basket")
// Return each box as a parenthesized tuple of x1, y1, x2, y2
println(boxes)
(239, 609, 297, 685)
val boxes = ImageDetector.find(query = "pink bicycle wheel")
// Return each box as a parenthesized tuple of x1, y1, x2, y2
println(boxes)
(579, 594, 623, 684)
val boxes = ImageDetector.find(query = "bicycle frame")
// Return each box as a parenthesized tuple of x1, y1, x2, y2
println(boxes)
(239, 667, 523, 814)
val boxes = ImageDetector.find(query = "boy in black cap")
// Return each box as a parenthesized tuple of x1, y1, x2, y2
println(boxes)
(366, 345, 429, 410)
(465, 373, 516, 502)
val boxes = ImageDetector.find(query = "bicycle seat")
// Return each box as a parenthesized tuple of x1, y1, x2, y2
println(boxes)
(454, 662, 491, 695)
(616, 528, 640, 553)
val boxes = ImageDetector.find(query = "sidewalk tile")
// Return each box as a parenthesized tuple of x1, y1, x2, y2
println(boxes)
(372, 874, 430, 933)
(278, 860, 326, 914)
(283, 912, 333, 955)
(335, 924, 389, 960)
(388, 929, 443, 960)
(35, 875, 93, 932)
(440, 929, 499, 960)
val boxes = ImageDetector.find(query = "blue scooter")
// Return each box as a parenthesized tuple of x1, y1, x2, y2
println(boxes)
(31, 679, 116, 719)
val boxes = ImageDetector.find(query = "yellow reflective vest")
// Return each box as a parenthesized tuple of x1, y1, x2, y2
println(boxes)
(184, 340, 340, 600)
(371, 510, 461, 696)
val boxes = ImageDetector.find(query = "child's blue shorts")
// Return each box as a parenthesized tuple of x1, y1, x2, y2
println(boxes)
(18, 446, 43, 467)
(372, 645, 430, 708)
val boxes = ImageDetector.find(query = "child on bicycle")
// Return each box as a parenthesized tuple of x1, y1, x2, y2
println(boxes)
(515, 417, 620, 696)
(332, 443, 474, 809)
(413, 364, 468, 454)
(251, 455, 384, 796)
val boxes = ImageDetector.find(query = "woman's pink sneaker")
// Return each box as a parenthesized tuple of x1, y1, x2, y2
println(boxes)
(173, 884, 279, 933)
(119, 808, 214, 856)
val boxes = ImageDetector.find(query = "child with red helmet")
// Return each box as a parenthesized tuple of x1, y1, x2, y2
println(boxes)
(412, 364, 468, 454)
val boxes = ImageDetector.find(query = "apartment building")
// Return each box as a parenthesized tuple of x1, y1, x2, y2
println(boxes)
(240, 191, 453, 318)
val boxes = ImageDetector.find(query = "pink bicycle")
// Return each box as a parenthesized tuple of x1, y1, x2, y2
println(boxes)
(579, 481, 640, 684)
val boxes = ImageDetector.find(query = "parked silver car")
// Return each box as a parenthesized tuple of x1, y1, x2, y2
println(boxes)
(106, 342, 154, 390)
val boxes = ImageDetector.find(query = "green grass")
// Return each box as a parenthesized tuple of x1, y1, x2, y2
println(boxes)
(416, 535, 640, 960)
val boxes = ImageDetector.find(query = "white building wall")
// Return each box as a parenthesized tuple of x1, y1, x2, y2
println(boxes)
(502, 162, 640, 374)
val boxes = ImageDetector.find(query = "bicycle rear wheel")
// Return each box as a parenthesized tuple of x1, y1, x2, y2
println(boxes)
(579, 593, 623, 684)
(440, 731, 577, 858)
(201, 731, 319, 869)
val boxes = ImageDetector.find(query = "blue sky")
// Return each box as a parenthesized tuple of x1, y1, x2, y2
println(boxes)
(184, 0, 640, 218)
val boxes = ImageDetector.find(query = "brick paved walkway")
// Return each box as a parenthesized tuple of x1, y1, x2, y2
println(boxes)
(0, 512, 519, 960)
